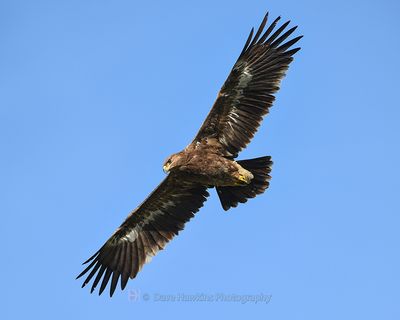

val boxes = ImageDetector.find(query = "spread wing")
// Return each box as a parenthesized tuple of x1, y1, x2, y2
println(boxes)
(77, 175, 209, 297)
(194, 13, 302, 158)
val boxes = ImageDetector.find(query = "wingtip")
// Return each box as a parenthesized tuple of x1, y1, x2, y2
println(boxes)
(281, 20, 291, 28)
(261, 12, 269, 26)
(82, 250, 99, 265)
(291, 47, 302, 55)
(76, 271, 85, 280)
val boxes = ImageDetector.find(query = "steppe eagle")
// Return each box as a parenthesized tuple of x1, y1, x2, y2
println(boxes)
(77, 12, 302, 296)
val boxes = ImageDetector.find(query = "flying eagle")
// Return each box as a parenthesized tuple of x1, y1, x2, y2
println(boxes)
(77, 12, 302, 296)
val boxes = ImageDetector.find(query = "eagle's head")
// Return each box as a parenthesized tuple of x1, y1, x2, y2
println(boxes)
(163, 152, 185, 173)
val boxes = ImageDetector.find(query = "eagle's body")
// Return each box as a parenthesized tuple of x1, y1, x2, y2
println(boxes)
(164, 140, 253, 187)
(77, 12, 302, 297)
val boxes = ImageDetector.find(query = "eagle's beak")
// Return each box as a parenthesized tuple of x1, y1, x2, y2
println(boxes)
(163, 165, 169, 174)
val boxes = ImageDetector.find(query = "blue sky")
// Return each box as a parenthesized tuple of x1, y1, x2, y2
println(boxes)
(2, 0, 400, 319)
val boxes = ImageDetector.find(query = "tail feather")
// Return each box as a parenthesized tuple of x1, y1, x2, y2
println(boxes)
(216, 156, 272, 211)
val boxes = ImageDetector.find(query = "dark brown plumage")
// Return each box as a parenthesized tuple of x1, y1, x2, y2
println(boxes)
(77, 12, 301, 297)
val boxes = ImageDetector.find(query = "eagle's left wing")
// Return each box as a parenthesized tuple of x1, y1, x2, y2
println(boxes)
(77, 174, 209, 297)
(193, 13, 302, 158)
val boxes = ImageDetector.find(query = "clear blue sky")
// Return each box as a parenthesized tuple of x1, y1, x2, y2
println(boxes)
(2, 0, 399, 319)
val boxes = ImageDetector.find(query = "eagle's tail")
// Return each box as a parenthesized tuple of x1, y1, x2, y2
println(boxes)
(216, 156, 273, 211)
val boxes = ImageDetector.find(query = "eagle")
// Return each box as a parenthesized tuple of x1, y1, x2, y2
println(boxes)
(77, 12, 302, 297)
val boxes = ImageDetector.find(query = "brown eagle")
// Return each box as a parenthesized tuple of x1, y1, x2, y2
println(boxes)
(77, 12, 302, 296)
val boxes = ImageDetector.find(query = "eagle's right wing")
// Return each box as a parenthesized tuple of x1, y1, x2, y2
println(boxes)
(77, 174, 209, 297)
(194, 13, 302, 158)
